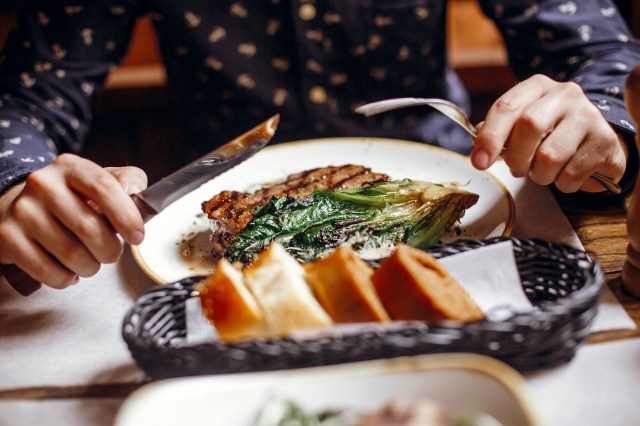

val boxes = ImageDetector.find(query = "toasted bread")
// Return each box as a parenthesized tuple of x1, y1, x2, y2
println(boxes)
(197, 258, 266, 342)
(304, 245, 390, 323)
(244, 243, 333, 337)
(372, 244, 483, 322)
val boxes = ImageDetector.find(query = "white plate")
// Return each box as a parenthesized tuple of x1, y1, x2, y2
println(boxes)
(114, 353, 537, 426)
(132, 137, 515, 284)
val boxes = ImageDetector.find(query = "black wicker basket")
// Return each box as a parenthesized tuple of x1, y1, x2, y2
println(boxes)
(122, 237, 605, 379)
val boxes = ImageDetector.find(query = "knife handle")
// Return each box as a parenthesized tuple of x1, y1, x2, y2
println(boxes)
(1, 264, 42, 296)
(131, 193, 158, 224)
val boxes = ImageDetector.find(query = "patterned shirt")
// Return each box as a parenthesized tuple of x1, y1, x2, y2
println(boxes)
(1, 0, 639, 193)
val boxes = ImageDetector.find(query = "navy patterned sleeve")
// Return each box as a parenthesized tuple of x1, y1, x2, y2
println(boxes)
(479, 0, 640, 192)
(0, 1, 142, 193)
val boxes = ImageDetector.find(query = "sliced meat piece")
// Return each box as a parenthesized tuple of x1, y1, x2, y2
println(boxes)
(201, 165, 390, 255)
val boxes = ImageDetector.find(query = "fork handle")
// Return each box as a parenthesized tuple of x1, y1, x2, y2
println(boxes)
(591, 172, 622, 194)
(1, 265, 42, 296)
(471, 137, 621, 194)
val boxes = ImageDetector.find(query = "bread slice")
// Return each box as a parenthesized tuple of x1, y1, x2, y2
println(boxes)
(244, 243, 333, 337)
(372, 244, 483, 323)
(304, 244, 390, 323)
(196, 258, 266, 342)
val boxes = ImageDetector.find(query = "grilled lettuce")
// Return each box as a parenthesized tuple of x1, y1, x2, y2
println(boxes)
(225, 179, 479, 264)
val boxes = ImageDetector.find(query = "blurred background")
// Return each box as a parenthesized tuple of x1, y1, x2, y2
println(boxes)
(0, 1, 639, 183)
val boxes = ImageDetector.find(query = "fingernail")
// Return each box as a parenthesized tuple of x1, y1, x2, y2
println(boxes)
(130, 230, 145, 245)
(473, 149, 491, 170)
(127, 186, 142, 196)
(72, 275, 80, 285)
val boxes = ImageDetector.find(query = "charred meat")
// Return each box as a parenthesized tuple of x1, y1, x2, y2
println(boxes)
(225, 179, 479, 265)
(201, 165, 390, 255)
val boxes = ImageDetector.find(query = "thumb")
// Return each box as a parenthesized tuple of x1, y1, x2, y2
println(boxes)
(106, 166, 148, 195)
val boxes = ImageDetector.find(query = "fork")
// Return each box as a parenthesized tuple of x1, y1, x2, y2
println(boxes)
(355, 97, 621, 194)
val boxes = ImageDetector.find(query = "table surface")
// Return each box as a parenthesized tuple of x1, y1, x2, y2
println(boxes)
(1, 186, 639, 426)
(555, 192, 640, 343)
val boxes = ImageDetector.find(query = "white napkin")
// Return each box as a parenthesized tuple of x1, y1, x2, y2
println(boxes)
(489, 160, 636, 332)
(185, 297, 218, 345)
(439, 240, 533, 316)
(440, 240, 637, 332)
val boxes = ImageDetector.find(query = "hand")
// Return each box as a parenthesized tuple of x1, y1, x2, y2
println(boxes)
(470, 74, 627, 193)
(0, 154, 148, 289)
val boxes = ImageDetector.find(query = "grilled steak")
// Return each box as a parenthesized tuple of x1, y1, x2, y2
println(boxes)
(201, 165, 390, 255)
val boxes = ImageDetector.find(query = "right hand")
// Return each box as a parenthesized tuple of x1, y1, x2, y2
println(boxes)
(470, 74, 626, 193)
(0, 154, 148, 289)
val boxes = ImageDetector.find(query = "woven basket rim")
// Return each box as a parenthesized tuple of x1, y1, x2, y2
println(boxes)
(122, 237, 605, 375)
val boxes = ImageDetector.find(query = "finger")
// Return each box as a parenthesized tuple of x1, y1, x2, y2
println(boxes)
(7, 187, 105, 276)
(2, 228, 78, 289)
(58, 155, 145, 245)
(53, 200, 125, 264)
(105, 166, 148, 195)
(556, 148, 605, 193)
(506, 82, 590, 176)
(26, 165, 127, 264)
(35, 213, 103, 277)
(472, 75, 555, 170)
(556, 139, 612, 193)
(557, 110, 626, 193)
(528, 119, 588, 186)
(85, 166, 147, 213)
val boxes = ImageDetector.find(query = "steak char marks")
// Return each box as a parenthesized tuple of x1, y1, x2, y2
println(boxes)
(201, 165, 390, 256)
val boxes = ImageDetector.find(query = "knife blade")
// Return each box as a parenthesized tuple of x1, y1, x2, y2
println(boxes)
(2, 114, 280, 296)
(132, 114, 279, 222)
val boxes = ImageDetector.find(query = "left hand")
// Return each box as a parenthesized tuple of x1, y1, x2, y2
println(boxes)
(470, 74, 627, 193)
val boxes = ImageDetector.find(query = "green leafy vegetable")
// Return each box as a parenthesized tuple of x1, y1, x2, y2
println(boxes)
(255, 398, 348, 426)
(225, 179, 478, 265)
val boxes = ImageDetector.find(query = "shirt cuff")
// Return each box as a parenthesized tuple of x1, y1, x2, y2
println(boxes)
(0, 165, 36, 195)
(612, 125, 638, 196)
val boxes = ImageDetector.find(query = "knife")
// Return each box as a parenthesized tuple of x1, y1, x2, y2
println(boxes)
(2, 114, 280, 296)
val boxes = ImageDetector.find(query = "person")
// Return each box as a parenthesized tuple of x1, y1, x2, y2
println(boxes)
(1, 0, 639, 290)
(623, 64, 640, 297)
